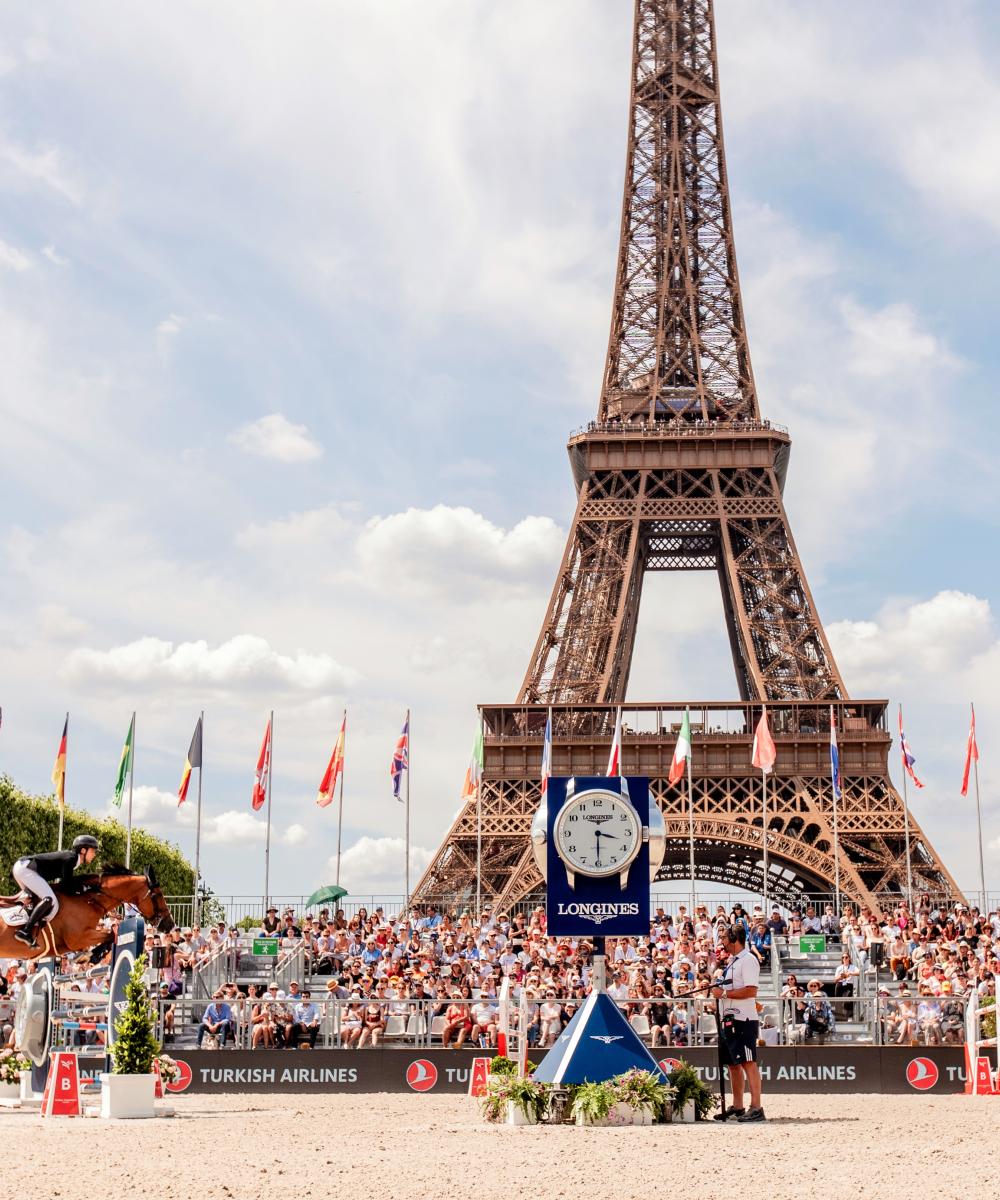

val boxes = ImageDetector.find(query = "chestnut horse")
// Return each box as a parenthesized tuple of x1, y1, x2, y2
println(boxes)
(0, 865, 174, 962)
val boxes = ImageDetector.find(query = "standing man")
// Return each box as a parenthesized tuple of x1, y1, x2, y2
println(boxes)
(711, 924, 765, 1122)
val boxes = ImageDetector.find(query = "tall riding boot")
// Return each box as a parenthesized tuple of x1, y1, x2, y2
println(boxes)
(14, 897, 54, 947)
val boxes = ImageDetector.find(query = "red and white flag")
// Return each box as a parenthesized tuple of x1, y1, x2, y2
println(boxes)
(960, 703, 979, 797)
(317, 712, 346, 808)
(540, 711, 553, 799)
(752, 709, 776, 775)
(251, 717, 272, 812)
(606, 707, 622, 777)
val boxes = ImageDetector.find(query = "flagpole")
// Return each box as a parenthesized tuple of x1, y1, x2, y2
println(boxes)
(761, 764, 769, 918)
(405, 707, 411, 910)
(973, 738, 986, 915)
(685, 708, 696, 916)
(58, 711, 67, 851)
(125, 712, 136, 868)
(829, 705, 841, 916)
(335, 709, 346, 888)
(899, 751, 914, 915)
(195, 711, 204, 922)
(264, 710, 273, 913)
(476, 707, 484, 922)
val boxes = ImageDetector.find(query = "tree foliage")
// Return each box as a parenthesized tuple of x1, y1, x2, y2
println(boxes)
(111, 952, 160, 1075)
(0, 775, 194, 897)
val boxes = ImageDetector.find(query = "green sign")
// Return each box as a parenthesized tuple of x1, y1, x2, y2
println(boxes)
(252, 938, 279, 957)
(799, 934, 827, 954)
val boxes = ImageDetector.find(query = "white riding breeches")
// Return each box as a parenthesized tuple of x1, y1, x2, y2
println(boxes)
(11, 860, 60, 918)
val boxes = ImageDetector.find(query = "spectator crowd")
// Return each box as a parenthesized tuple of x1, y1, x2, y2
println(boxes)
(3, 894, 996, 1052)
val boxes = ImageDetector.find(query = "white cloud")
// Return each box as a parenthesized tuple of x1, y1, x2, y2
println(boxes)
(119, 789, 297, 847)
(38, 603, 88, 641)
(0, 239, 31, 271)
(236, 504, 353, 549)
(0, 135, 83, 204)
(828, 591, 994, 695)
(335, 836, 432, 892)
(41, 244, 68, 266)
(64, 633, 358, 691)
(229, 413, 323, 463)
(839, 299, 959, 380)
(357, 505, 563, 591)
(283, 823, 307, 846)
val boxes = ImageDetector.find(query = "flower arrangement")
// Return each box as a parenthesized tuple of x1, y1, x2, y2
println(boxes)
(480, 1072, 551, 1123)
(609, 1067, 673, 1117)
(568, 1079, 615, 1124)
(155, 1055, 180, 1085)
(667, 1060, 717, 1119)
(0, 1049, 31, 1086)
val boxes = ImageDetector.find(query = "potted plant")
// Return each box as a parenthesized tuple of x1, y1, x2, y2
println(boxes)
(100, 952, 160, 1119)
(667, 1060, 717, 1122)
(609, 1068, 674, 1125)
(569, 1079, 616, 1126)
(0, 1049, 31, 1099)
(489, 1054, 517, 1077)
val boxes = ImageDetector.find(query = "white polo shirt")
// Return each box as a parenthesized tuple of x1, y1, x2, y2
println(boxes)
(721, 947, 760, 1022)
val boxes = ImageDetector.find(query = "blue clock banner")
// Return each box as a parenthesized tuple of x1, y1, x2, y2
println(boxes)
(545, 775, 651, 938)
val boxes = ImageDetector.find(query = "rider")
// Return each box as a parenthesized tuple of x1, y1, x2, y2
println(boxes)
(11, 835, 100, 948)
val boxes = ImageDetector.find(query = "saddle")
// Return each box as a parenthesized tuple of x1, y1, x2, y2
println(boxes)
(0, 892, 30, 908)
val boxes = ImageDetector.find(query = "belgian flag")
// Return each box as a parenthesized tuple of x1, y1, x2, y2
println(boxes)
(178, 716, 203, 806)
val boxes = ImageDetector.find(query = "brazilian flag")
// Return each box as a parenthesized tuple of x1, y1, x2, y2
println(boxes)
(113, 714, 135, 807)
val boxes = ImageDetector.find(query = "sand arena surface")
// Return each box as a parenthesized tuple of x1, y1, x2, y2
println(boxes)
(2, 1092, 997, 1199)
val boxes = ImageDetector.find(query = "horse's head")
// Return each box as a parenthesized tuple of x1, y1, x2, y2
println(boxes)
(141, 866, 175, 932)
(96, 866, 174, 933)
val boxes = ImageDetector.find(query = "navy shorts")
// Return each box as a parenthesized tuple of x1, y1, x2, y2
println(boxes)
(720, 1017, 759, 1066)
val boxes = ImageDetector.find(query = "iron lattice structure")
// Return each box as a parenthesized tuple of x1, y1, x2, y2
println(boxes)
(413, 0, 961, 914)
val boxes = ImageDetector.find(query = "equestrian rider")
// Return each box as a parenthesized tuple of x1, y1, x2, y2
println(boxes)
(11, 835, 100, 948)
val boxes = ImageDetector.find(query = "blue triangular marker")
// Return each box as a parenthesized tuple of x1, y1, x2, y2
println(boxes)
(532, 991, 668, 1085)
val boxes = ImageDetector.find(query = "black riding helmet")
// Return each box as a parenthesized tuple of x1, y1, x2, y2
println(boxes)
(72, 835, 99, 853)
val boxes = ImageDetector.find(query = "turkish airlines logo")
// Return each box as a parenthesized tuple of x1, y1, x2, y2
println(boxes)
(659, 1058, 682, 1075)
(165, 1059, 194, 1093)
(406, 1059, 438, 1092)
(906, 1057, 939, 1091)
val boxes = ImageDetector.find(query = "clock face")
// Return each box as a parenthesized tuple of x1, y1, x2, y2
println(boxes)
(554, 789, 642, 878)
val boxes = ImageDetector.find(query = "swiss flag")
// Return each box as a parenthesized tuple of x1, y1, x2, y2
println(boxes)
(752, 709, 776, 774)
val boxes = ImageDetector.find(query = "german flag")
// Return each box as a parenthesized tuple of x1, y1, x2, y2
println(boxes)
(178, 716, 203, 806)
(51, 715, 68, 807)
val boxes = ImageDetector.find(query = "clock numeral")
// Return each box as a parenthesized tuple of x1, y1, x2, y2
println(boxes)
(610, 857, 617, 865)
(620, 813, 628, 821)
(568, 814, 578, 822)
(593, 798, 603, 807)
(568, 845, 577, 853)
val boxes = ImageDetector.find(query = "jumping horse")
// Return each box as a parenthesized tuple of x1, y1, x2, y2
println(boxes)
(0, 865, 174, 961)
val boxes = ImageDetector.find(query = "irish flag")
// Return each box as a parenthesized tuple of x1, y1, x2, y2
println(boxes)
(668, 709, 691, 787)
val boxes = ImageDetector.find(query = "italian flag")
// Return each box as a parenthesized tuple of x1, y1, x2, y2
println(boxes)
(461, 721, 484, 800)
(668, 709, 691, 787)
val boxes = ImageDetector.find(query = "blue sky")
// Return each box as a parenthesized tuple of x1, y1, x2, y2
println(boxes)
(0, 0, 997, 900)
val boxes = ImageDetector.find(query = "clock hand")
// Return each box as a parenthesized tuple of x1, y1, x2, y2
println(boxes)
(593, 827, 602, 867)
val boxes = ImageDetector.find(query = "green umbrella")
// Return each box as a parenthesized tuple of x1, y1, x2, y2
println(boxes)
(304, 884, 348, 909)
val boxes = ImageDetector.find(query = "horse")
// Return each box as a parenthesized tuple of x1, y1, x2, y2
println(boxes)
(0, 865, 174, 961)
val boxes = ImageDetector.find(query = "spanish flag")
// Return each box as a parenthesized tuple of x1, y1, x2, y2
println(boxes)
(317, 712, 346, 807)
(52, 714, 68, 807)
(178, 716, 203, 806)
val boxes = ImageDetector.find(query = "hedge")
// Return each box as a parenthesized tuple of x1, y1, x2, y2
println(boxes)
(0, 775, 194, 898)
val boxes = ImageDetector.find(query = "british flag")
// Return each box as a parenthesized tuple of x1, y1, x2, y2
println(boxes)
(391, 713, 409, 801)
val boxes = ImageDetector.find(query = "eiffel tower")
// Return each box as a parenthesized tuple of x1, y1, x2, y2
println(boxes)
(413, 0, 961, 914)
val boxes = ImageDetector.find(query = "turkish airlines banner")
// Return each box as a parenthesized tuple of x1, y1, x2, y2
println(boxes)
(155, 1046, 994, 1095)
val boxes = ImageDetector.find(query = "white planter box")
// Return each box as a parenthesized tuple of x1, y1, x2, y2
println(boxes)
(19, 1071, 35, 1102)
(574, 1111, 609, 1126)
(671, 1099, 696, 1123)
(0, 1081, 20, 1099)
(100, 1072, 157, 1119)
(607, 1102, 653, 1126)
(505, 1101, 537, 1126)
